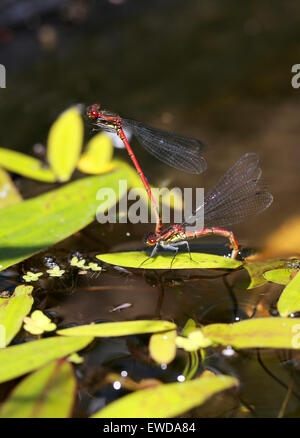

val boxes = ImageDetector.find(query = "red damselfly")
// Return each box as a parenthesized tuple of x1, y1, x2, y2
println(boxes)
(86, 104, 206, 234)
(143, 153, 273, 267)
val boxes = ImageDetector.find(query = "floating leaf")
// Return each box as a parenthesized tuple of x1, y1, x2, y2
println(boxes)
(96, 251, 242, 270)
(0, 360, 76, 418)
(47, 106, 83, 182)
(176, 330, 213, 352)
(0, 285, 33, 347)
(91, 374, 238, 418)
(243, 259, 286, 289)
(70, 256, 87, 268)
(149, 330, 177, 365)
(57, 320, 177, 337)
(0, 167, 130, 271)
(0, 148, 56, 182)
(22, 271, 43, 282)
(23, 310, 57, 335)
(46, 265, 65, 277)
(263, 268, 297, 285)
(277, 271, 300, 317)
(202, 317, 300, 349)
(77, 132, 115, 174)
(0, 167, 22, 208)
(0, 336, 93, 383)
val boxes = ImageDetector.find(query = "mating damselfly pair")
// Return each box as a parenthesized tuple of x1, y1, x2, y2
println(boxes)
(87, 104, 273, 266)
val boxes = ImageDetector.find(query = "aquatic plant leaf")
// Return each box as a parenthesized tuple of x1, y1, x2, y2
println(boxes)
(181, 318, 197, 336)
(0, 148, 56, 182)
(176, 330, 213, 352)
(0, 285, 33, 347)
(91, 374, 238, 418)
(77, 132, 115, 174)
(0, 336, 93, 383)
(277, 271, 300, 317)
(105, 373, 162, 391)
(0, 168, 22, 208)
(0, 360, 76, 418)
(57, 320, 177, 337)
(243, 258, 287, 289)
(263, 268, 297, 285)
(96, 251, 242, 270)
(202, 317, 300, 349)
(47, 106, 83, 181)
(23, 310, 57, 335)
(149, 330, 177, 365)
(0, 168, 130, 271)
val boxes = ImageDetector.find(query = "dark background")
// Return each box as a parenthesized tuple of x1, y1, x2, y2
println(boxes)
(0, 0, 300, 246)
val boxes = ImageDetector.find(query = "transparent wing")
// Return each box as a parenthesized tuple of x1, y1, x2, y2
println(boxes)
(182, 153, 273, 229)
(123, 119, 207, 174)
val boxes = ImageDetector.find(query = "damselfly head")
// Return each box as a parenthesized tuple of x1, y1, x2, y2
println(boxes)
(144, 232, 159, 246)
(86, 104, 100, 119)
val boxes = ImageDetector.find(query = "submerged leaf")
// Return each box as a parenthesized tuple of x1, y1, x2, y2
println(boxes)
(47, 106, 83, 181)
(0, 285, 33, 347)
(0, 360, 76, 418)
(0, 336, 93, 383)
(96, 251, 242, 270)
(57, 320, 177, 337)
(91, 374, 238, 418)
(149, 330, 177, 365)
(202, 317, 300, 349)
(0, 148, 56, 182)
(277, 271, 300, 317)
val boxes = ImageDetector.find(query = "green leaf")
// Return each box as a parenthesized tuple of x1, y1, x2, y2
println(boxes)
(0, 148, 56, 182)
(176, 330, 213, 352)
(263, 268, 297, 285)
(181, 318, 197, 336)
(202, 317, 300, 349)
(0, 285, 33, 347)
(0, 336, 93, 384)
(57, 320, 177, 337)
(91, 374, 238, 418)
(77, 132, 115, 174)
(96, 251, 242, 270)
(0, 360, 76, 418)
(23, 310, 57, 335)
(47, 106, 83, 182)
(149, 330, 177, 365)
(0, 167, 22, 208)
(0, 167, 130, 271)
(244, 259, 287, 289)
(277, 271, 300, 317)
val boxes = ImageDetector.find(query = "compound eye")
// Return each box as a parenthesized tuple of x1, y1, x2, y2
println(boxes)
(89, 109, 99, 118)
